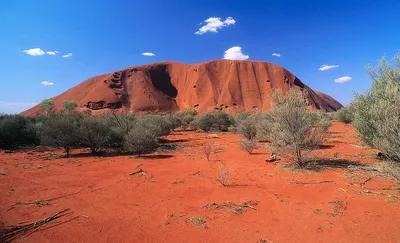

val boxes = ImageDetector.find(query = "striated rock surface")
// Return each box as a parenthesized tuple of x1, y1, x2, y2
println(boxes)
(21, 60, 342, 116)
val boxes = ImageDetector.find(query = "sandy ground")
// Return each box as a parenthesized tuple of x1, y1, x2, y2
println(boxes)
(0, 122, 399, 243)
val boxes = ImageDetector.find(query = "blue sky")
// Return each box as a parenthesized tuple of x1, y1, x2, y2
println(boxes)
(1, 0, 399, 113)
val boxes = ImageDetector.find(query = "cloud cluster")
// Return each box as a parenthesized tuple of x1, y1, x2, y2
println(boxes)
(23, 48, 45, 56)
(23, 48, 72, 58)
(223, 46, 249, 60)
(319, 64, 339, 71)
(142, 52, 155, 57)
(334, 76, 352, 83)
(272, 53, 281, 57)
(195, 17, 235, 35)
(40, 81, 54, 86)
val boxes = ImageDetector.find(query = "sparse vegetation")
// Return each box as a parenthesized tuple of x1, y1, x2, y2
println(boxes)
(0, 115, 39, 149)
(123, 122, 159, 156)
(240, 140, 257, 155)
(193, 111, 234, 132)
(353, 53, 400, 162)
(40, 113, 83, 155)
(203, 144, 212, 164)
(217, 161, 229, 186)
(237, 116, 257, 140)
(260, 89, 330, 167)
(62, 100, 78, 112)
(40, 99, 54, 114)
(335, 105, 354, 124)
(80, 116, 111, 153)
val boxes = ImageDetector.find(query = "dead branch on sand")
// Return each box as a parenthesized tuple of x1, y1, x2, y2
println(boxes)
(129, 164, 152, 178)
(291, 179, 334, 185)
(204, 200, 258, 214)
(0, 208, 72, 243)
(7, 186, 91, 211)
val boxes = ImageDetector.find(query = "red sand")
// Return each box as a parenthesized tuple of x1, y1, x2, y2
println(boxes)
(1, 122, 399, 243)
(21, 60, 342, 116)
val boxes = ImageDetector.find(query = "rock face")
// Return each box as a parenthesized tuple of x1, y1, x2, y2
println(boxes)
(21, 60, 342, 116)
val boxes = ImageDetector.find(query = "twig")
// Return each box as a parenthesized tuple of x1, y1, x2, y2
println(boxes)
(360, 177, 372, 187)
(8, 186, 90, 211)
(0, 208, 72, 242)
(291, 179, 334, 185)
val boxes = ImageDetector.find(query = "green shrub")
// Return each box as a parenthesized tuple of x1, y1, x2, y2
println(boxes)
(353, 53, 400, 161)
(195, 111, 234, 132)
(263, 89, 330, 167)
(175, 109, 198, 129)
(123, 122, 159, 156)
(237, 116, 257, 140)
(142, 115, 172, 137)
(40, 99, 54, 114)
(80, 116, 111, 153)
(0, 115, 39, 149)
(41, 113, 83, 155)
(63, 100, 78, 112)
(335, 105, 354, 124)
(108, 113, 138, 147)
(234, 111, 251, 125)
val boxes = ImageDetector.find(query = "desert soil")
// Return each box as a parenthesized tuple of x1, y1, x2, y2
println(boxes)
(0, 122, 399, 243)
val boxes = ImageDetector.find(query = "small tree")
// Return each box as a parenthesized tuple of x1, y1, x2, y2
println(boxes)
(264, 89, 330, 167)
(237, 117, 257, 140)
(80, 116, 111, 153)
(41, 113, 82, 155)
(40, 99, 54, 115)
(63, 100, 78, 112)
(335, 105, 354, 124)
(123, 123, 158, 156)
(353, 53, 400, 161)
(203, 144, 212, 166)
(240, 140, 257, 155)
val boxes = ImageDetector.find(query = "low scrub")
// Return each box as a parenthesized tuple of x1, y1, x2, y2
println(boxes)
(0, 115, 39, 149)
(40, 113, 83, 155)
(260, 89, 330, 167)
(123, 122, 159, 156)
(335, 105, 354, 124)
(193, 111, 234, 132)
(353, 53, 400, 161)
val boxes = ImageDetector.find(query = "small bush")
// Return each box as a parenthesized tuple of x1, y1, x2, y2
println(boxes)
(142, 115, 173, 137)
(240, 140, 257, 155)
(353, 53, 400, 161)
(263, 89, 330, 167)
(335, 105, 354, 124)
(195, 111, 234, 132)
(80, 116, 111, 153)
(234, 111, 251, 125)
(63, 100, 78, 112)
(0, 115, 39, 149)
(41, 113, 83, 155)
(237, 117, 257, 140)
(40, 99, 54, 114)
(123, 123, 158, 156)
(203, 144, 212, 164)
(108, 113, 138, 147)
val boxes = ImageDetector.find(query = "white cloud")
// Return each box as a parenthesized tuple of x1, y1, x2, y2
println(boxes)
(40, 81, 54, 86)
(46, 51, 58, 55)
(23, 48, 45, 56)
(334, 76, 352, 83)
(223, 46, 249, 60)
(319, 64, 339, 71)
(0, 101, 38, 114)
(142, 52, 155, 56)
(195, 16, 235, 35)
(62, 53, 73, 58)
(272, 53, 281, 57)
